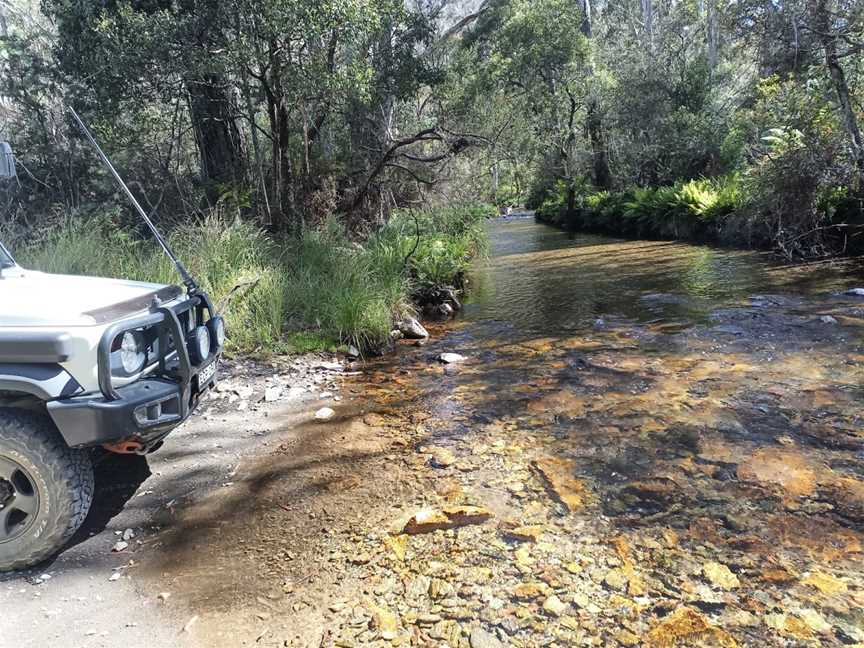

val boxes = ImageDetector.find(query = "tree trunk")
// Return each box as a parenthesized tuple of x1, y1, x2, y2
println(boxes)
(706, 0, 719, 71)
(579, 0, 613, 190)
(271, 99, 296, 232)
(811, 0, 864, 177)
(641, 0, 653, 51)
(187, 75, 245, 191)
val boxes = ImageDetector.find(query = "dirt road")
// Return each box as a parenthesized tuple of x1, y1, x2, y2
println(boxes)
(0, 355, 357, 648)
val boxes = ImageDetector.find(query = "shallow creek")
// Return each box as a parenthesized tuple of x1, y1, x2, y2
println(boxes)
(143, 217, 864, 647)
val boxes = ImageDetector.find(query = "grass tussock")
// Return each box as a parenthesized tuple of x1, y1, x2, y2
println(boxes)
(9, 205, 491, 355)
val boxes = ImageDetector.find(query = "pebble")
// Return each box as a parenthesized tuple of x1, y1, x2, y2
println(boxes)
(438, 353, 466, 364)
(264, 386, 282, 402)
(315, 407, 335, 421)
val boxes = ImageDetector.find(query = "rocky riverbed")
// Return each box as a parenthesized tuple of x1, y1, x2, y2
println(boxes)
(106, 285, 862, 648)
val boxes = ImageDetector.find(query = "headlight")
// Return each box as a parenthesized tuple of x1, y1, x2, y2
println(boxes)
(207, 317, 226, 348)
(188, 326, 210, 364)
(119, 331, 147, 374)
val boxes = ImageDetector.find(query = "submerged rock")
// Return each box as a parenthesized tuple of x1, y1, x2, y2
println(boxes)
(426, 446, 457, 468)
(646, 607, 738, 648)
(469, 627, 503, 648)
(264, 386, 282, 402)
(532, 456, 588, 511)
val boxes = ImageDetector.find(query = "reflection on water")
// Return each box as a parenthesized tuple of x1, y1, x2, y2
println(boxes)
(464, 218, 864, 332)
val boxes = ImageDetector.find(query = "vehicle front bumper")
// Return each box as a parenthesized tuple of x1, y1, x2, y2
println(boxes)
(47, 366, 218, 449)
(47, 291, 222, 450)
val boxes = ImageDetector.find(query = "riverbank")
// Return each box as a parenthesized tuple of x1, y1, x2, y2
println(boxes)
(12, 204, 492, 355)
(534, 178, 864, 258)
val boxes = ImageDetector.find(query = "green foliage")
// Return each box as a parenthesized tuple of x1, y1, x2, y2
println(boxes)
(538, 176, 746, 242)
(374, 204, 491, 294)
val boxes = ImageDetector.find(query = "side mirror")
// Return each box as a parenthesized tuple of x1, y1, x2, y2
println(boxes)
(0, 142, 17, 179)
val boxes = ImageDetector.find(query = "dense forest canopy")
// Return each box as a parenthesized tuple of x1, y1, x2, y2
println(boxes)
(1, 0, 862, 256)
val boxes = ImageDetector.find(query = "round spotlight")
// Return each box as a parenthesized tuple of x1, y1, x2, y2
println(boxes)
(119, 331, 146, 374)
(208, 316, 226, 348)
(188, 326, 211, 364)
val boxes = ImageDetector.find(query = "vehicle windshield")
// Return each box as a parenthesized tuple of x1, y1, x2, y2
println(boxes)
(0, 241, 15, 268)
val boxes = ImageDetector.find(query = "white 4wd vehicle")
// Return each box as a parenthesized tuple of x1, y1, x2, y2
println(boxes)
(0, 118, 224, 570)
(0, 241, 224, 570)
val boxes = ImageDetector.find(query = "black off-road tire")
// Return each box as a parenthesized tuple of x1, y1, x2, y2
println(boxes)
(0, 408, 94, 572)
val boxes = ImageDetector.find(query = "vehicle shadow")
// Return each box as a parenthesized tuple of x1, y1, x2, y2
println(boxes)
(66, 451, 152, 549)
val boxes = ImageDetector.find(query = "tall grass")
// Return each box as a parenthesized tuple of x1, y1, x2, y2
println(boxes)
(9, 205, 491, 355)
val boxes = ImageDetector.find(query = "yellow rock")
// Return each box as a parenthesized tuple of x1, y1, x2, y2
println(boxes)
(560, 616, 581, 631)
(383, 535, 407, 561)
(532, 456, 589, 511)
(702, 562, 740, 590)
(543, 595, 568, 617)
(765, 613, 815, 640)
(368, 602, 399, 640)
(513, 582, 546, 600)
(565, 562, 583, 574)
(615, 629, 640, 646)
(514, 545, 534, 567)
(646, 606, 738, 648)
(736, 448, 820, 497)
(803, 570, 848, 595)
(798, 609, 832, 634)
(662, 529, 679, 547)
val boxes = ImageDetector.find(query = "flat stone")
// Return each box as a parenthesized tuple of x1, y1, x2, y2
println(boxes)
(802, 570, 847, 595)
(427, 446, 456, 468)
(532, 456, 588, 511)
(703, 561, 740, 590)
(368, 603, 399, 640)
(469, 627, 503, 648)
(542, 595, 567, 617)
(603, 569, 628, 592)
(512, 583, 546, 600)
(500, 524, 545, 543)
(394, 506, 493, 535)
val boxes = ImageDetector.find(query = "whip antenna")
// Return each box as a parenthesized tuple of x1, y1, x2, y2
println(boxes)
(69, 107, 198, 294)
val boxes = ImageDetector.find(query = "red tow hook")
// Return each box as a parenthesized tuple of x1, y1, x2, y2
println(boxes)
(102, 439, 146, 455)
